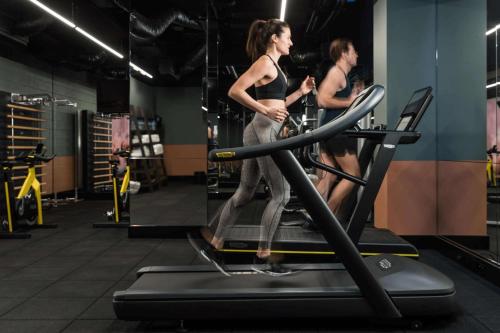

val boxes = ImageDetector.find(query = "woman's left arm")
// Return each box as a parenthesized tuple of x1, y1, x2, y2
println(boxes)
(285, 76, 315, 107)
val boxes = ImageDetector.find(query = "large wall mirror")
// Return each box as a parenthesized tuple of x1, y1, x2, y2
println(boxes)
(128, 0, 206, 235)
(205, 0, 372, 259)
(484, 0, 499, 263)
(0, 0, 129, 231)
(440, 0, 500, 267)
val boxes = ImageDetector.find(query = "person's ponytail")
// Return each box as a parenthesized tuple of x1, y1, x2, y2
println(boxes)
(246, 20, 267, 62)
(245, 19, 289, 62)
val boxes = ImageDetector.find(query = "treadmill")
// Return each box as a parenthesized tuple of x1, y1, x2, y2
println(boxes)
(217, 87, 434, 260)
(114, 85, 456, 321)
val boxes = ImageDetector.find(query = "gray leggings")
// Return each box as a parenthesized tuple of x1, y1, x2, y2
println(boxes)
(210, 113, 290, 250)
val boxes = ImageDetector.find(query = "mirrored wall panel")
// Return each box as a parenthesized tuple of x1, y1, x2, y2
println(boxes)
(128, 0, 206, 236)
(485, 5, 499, 263)
(0, 0, 129, 234)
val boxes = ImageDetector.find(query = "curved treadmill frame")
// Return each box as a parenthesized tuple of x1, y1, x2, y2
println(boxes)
(216, 87, 434, 260)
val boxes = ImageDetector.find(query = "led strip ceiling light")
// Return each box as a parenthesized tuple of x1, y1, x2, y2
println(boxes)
(487, 82, 500, 89)
(280, 0, 287, 21)
(28, 0, 153, 78)
(486, 24, 500, 36)
(129, 62, 153, 79)
(486, 24, 499, 89)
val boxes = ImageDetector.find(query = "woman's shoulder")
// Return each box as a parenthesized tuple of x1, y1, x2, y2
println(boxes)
(327, 65, 341, 76)
(251, 55, 275, 73)
(255, 54, 274, 66)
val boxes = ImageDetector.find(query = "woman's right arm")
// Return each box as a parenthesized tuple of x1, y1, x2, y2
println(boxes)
(228, 57, 269, 115)
(228, 57, 288, 122)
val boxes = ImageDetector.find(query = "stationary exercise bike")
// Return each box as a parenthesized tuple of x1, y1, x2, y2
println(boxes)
(94, 149, 132, 227)
(487, 145, 498, 187)
(0, 144, 56, 238)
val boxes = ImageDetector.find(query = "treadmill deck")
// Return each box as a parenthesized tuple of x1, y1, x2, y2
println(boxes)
(220, 225, 418, 258)
(113, 255, 455, 321)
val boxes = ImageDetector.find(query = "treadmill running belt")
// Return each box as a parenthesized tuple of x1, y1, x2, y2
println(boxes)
(222, 225, 418, 257)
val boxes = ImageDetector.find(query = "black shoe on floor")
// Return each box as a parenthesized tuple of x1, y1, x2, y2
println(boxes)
(187, 231, 231, 277)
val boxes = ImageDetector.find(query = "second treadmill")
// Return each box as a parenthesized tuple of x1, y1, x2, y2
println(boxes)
(216, 87, 434, 261)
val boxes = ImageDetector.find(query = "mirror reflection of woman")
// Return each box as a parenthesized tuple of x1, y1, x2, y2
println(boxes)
(202, 18, 315, 275)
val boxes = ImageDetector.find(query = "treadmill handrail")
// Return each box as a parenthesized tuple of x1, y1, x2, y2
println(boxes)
(209, 85, 385, 162)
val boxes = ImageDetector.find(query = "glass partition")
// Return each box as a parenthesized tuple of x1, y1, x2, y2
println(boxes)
(129, 0, 206, 232)
(0, 0, 128, 221)
(205, 0, 372, 254)
(485, 21, 499, 263)
(436, 1, 498, 266)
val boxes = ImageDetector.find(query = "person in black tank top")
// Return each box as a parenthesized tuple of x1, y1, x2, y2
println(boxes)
(316, 38, 364, 219)
(254, 55, 288, 100)
(196, 19, 315, 276)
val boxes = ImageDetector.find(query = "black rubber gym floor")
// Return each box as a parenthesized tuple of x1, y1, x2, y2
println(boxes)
(131, 181, 206, 227)
(0, 180, 498, 332)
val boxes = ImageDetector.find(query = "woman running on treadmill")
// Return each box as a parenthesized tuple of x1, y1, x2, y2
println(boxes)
(201, 18, 315, 273)
(316, 38, 363, 218)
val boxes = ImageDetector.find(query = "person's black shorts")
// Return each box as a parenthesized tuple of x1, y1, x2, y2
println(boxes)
(320, 133, 357, 156)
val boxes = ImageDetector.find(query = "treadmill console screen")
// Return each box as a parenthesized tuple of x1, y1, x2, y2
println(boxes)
(395, 87, 432, 131)
(401, 89, 429, 117)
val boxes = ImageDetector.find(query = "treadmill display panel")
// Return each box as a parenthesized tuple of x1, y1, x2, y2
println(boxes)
(395, 87, 432, 131)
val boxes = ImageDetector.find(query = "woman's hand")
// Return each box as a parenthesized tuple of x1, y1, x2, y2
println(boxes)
(300, 75, 316, 96)
(265, 106, 289, 122)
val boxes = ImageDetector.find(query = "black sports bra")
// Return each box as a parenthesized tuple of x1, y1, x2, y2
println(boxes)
(255, 55, 288, 101)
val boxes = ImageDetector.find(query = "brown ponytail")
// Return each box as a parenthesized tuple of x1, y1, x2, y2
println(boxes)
(245, 19, 289, 62)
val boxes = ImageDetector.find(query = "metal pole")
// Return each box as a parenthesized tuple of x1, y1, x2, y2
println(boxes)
(74, 104, 80, 201)
(51, 70, 56, 202)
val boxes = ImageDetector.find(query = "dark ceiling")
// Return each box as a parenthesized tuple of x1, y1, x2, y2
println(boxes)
(0, 0, 497, 89)
(129, 0, 206, 86)
(211, 0, 372, 103)
(130, 0, 370, 87)
(0, 0, 369, 87)
(0, 0, 128, 81)
(214, 0, 371, 71)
